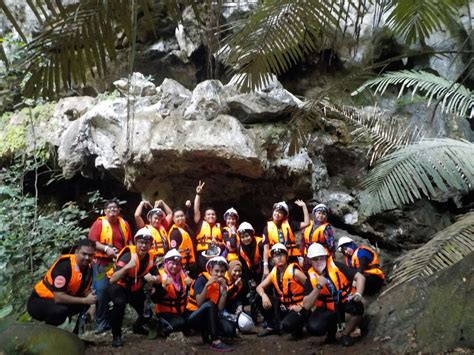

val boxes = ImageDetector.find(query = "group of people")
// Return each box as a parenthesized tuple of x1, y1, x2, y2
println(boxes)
(27, 181, 385, 352)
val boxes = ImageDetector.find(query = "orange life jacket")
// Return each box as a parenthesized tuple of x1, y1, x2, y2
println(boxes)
(267, 220, 300, 257)
(107, 245, 154, 292)
(307, 257, 353, 312)
(147, 224, 168, 258)
(186, 272, 221, 311)
(269, 263, 305, 307)
(34, 254, 91, 299)
(223, 226, 240, 262)
(345, 246, 385, 279)
(95, 216, 131, 259)
(155, 268, 188, 314)
(303, 222, 330, 254)
(167, 225, 196, 265)
(238, 237, 263, 270)
(225, 273, 243, 301)
(196, 221, 222, 252)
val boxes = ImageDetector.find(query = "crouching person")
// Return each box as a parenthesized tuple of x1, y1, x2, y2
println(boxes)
(303, 243, 365, 347)
(256, 243, 308, 338)
(107, 228, 160, 347)
(152, 249, 193, 336)
(186, 256, 234, 352)
(27, 239, 97, 330)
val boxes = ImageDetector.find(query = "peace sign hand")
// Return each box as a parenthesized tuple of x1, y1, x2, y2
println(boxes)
(196, 180, 205, 194)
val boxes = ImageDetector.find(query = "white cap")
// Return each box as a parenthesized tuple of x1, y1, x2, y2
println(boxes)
(337, 236, 354, 251)
(273, 201, 289, 214)
(134, 227, 153, 241)
(238, 312, 255, 333)
(312, 203, 328, 214)
(206, 256, 228, 272)
(307, 243, 328, 258)
(164, 249, 182, 261)
(224, 207, 239, 220)
(237, 222, 255, 234)
(147, 207, 165, 221)
(270, 243, 288, 255)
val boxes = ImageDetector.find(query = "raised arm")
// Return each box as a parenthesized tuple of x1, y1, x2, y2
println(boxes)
(134, 200, 152, 229)
(295, 200, 310, 230)
(194, 181, 205, 224)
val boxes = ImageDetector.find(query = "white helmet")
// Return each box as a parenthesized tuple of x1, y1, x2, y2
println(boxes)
(237, 312, 255, 333)
(205, 256, 228, 272)
(134, 227, 153, 242)
(307, 243, 328, 258)
(164, 249, 182, 261)
(273, 201, 289, 215)
(237, 222, 255, 234)
(224, 207, 239, 220)
(337, 236, 354, 251)
(312, 203, 328, 215)
(270, 243, 288, 255)
(147, 207, 165, 221)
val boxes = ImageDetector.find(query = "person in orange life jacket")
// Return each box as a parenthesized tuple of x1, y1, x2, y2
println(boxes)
(193, 180, 224, 271)
(186, 256, 234, 352)
(222, 208, 240, 262)
(167, 207, 198, 278)
(302, 243, 365, 347)
(27, 239, 97, 329)
(262, 200, 310, 276)
(134, 199, 173, 231)
(256, 243, 308, 338)
(107, 228, 161, 348)
(337, 237, 385, 296)
(225, 260, 246, 316)
(236, 222, 264, 321)
(300, 204, 336, 263)
(88, 199, 132, 334)
(135, 201, 171, 261)
(151, 249, 194, 336)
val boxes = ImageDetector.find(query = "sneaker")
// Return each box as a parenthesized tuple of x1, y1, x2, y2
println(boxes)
(132, 324, 149, 335)
(210, 341, 234, 352)
(340, 334, 354, 347)
(111, 335, 123, 348)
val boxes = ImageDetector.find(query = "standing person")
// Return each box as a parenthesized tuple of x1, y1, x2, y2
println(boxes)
(167, 208, 197, 277)
(236, 222, 263, 321)
(256, 243, 308, 338)
(337, 237, 385, 295)
(134, 199, 173, 231)
(186, 256, 234, 352)
(107, 228, 160, 347)
(152, 249, 193, 336)
(222, 208, 240, 262)
(300, 204, 336, 260)
(135, 201, 170, 261)
(303, 243, 366, 346)
(88, 199, 132, 334)
(193, 181, 224, 271)
(27, 239, 97, 330)
(262, 200, 310, 277)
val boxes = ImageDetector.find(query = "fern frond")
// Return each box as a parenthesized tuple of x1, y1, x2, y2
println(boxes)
(383, 211, 474, 294)
(360, 138, 474, 216)
(352, 70, 474, 118)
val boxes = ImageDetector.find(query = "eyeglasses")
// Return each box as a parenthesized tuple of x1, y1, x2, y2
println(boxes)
(107, 206, 119, 210)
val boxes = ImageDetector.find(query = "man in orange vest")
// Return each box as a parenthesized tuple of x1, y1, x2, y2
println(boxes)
(88, 199, 132, 334)
(27, 239, 97, 329)
(337, 237, 385, 295)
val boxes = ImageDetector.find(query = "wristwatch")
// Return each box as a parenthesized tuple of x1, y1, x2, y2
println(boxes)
(316, 284, 323, 290)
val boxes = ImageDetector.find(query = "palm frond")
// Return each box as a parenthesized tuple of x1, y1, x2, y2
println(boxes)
(383, 211, 474, 294)
(352, 70, 474, 118)
(360, 138, 474, 216)
(385, 0, 460, 45)
(222, 0, 366, 91)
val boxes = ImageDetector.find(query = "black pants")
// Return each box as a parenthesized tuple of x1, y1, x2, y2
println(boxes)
(364, 274, 384, 295)
(108, 283, 147, 337)
(27, 292, 84, 326)
(187, 301, 235, 342)
(258, 293, 308, 334)
(158, 312, 187, 334)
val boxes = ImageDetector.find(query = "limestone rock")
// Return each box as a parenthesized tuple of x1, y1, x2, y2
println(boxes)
(113, 72, 157, 97)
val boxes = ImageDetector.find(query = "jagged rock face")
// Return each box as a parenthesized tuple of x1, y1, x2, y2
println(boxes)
(368, 252, 474, 352)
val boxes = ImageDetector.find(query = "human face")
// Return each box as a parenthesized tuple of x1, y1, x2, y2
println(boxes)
(136, 238, 151, 257)
(76, 246, 95, 269)
(272, 209, 285, 223)
(105, 203, 119, 219)
(310, 256, 327, 273)
(341, 244, 354, 256)
(226, 215, 237, 227)
(272, 251, 287, 267)
(166, 259, 182, 275)
(210, 264, 227, 279)
(315, 210, 327, 223)
(150, 213, 164, 228)
(230, 265, 242, 281)
(173, 210, 186, 227)
(239, 231, 253, 246)
(204, 209, 217, 224)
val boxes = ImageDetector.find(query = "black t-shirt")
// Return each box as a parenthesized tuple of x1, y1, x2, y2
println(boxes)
(115, 251, 158, 276)
(304, 261, 357, 295)
(50, 258, 92, 295)
(192, 275, 208, 296)
(262, 220, 301, 245)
